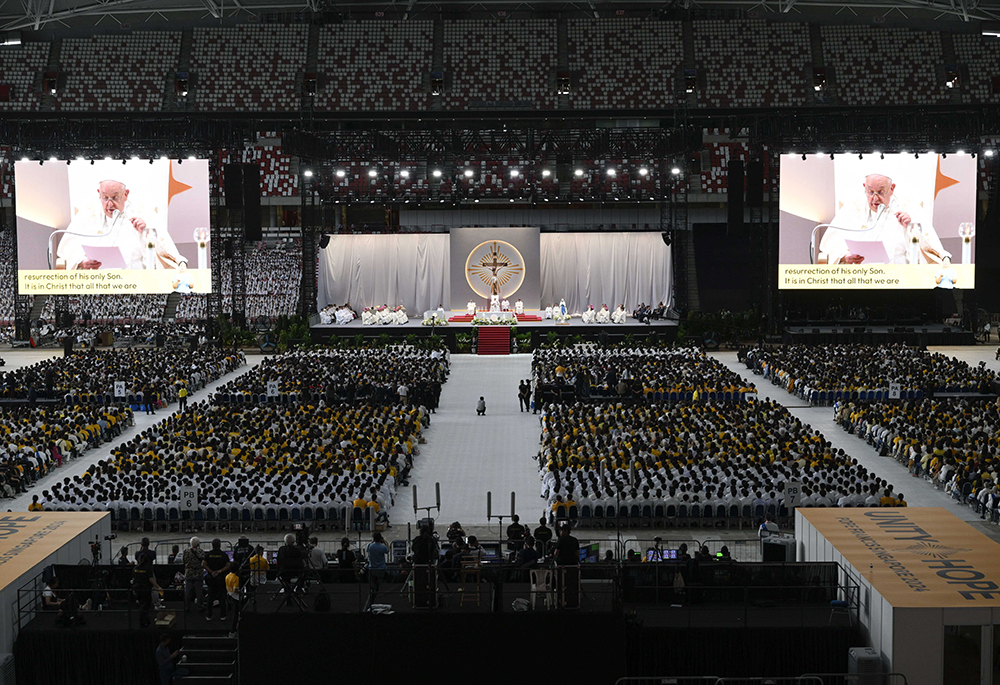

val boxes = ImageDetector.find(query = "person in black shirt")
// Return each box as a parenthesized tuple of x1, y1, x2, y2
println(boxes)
(276, 533, 307, 593)
(133, 552, 162, 628)
(411, 526, 438, 566)
(533, 517, 553, 556)
(506, 514, 527, 557)
(202, 538, 231, 621)
(335, 538, 357, 583)
(552, 524, 580, 566)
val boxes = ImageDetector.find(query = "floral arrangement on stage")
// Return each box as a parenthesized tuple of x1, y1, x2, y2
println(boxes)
(553, 312, 572, 323)
(421, 314, 448, 326)
(472, 313, 516, 326)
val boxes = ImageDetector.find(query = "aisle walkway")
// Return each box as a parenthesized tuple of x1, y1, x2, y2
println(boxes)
(394, 354, 543, 529)
(710, 349, 996, 525)
(6, 354, 265, 512)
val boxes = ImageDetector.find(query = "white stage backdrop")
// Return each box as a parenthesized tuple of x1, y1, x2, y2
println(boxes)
(318, 234, 450, 313)
(317, 232, 671, 314)
(540, 232, 672, 314)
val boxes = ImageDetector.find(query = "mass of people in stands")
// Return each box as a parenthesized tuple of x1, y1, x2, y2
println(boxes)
(36, 348, 447, 524)
(39, 294, 168, 323)
(0, 347, 245, 402)
(175, 242, 301, 322)
(531, 346, 756, 406)
(744, 344, 997, 402)
(538, 395, 905, 527)
(836, 397, 1000, 522)
(210, 347, 447, 409)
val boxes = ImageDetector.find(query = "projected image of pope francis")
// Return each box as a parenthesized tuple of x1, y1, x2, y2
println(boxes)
(818, 173, 950, 265)
(57, 179, 185, 270)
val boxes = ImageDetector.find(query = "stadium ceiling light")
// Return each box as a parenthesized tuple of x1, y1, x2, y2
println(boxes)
(606, 169, 616, 177)
(638, 167, 648, 176)
(510, 169, 520, 178)
(541, 169, 551, 178)
(432, 169, 442, 178)
(986, 150, 995, 157)
(671, 167, 681, 176)
(335, 169, 346, 178)
(304, 169, 314, 178)
(400, 169, 410, 178)
(368, 169, 378, 178)
(464, 169, 474, 178)
(48, 156, 57, 162)
(19, 157, 28, 163)
(956, 150, 965, 155)
(574, 168, 584, 177)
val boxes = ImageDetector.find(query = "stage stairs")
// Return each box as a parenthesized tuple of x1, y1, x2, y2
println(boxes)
(163, 292, 181, 321)
(477, 326, 510, 355)
(447, 313, 542, 323)
(177, 633, 236, 685)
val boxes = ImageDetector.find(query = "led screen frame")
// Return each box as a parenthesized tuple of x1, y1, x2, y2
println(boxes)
(15, 158, 211, 295)
(778, 152, 976, 290)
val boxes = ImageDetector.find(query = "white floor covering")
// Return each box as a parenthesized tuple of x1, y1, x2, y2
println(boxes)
(393, 354, 544, 530)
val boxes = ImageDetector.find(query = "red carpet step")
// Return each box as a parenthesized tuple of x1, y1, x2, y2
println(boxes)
(477, 326, 510, 356)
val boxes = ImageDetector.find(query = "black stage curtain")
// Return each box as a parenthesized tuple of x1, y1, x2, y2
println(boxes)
(625, 624, 859, 678)
(15, 627, 176, 685)
(241, 612, 627, 684)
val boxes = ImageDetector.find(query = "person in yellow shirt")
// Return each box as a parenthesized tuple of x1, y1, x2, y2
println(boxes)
(28, 495, 43, 512)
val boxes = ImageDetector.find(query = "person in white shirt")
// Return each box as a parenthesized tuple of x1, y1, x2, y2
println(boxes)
(758, 514, 779, 538)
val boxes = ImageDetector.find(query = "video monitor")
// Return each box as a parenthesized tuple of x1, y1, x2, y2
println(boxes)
(778, 153, 976, 290)
(15, 158, 211, 295)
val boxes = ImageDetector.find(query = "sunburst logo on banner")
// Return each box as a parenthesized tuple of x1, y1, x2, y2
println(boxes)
(894, 541, 971, 560)
(465, 240, 525, 300)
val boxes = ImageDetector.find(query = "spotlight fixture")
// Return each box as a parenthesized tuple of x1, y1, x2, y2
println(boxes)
(606, 169, 616, 177)
(638, 167, 648, 176)
(304, 169, 313, 178)
(400, 169, 410, 178)
(432, 169, 442, 178)
(574, 168, 584, 177)
(541, 169, 551, 178)
(368, 169, 378, 178)
(670, 167, 681, 176)
(335, 169, 346, 178)
(510, 169, 520, 178)
(464, 169, 474, 178)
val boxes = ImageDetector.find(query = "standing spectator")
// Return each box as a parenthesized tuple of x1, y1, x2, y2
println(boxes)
(132, 552, 162, 628)
(335, 538, 357, 583)
(533, 517, 553, 556)
(182, 537, 206, 612)
(202, 538, 231, 621)
(365, 531, 388, 611)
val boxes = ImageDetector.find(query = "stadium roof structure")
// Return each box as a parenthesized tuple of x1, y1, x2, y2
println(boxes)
(4, 0, 1000, 34)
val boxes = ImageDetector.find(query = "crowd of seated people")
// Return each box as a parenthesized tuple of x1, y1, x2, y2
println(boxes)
(835, 397, 1000, 521)
(538, 396, 902, 526)
(37, 391, 426, 524)
(744, 344, 997, 403)
(0, 347, 245, 402)
(211, 348, 447, 410)
(39, 295, 167, 323)
(0, 403, 134, 499)
(531, 346, 756, 407)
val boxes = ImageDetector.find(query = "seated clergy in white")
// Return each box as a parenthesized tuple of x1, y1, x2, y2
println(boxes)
(514, 299, 524, 315)
(612, 305, 628, 324)
(595, 304, 611, 324)
(582, 305, 597, 324)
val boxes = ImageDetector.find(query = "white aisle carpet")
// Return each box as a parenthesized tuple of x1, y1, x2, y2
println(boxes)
(393, 354, 544, 530)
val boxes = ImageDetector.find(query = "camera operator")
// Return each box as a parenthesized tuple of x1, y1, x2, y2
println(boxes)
(232, 537, 254, 578)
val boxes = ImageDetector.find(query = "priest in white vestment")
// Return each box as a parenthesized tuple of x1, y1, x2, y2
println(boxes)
(595, 304, 610, 324)
(582, 305, 596, 324)
(819, 173, 949, 265)
(612, 305, 627, 324)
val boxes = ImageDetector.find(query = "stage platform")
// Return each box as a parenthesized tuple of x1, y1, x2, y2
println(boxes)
(311, 311, 678, 350)
(783, 323, 975, 346)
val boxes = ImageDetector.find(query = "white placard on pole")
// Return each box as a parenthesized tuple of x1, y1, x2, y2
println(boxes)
(785, 481, 803, 508)
(180, 486, 199, 512)
(114, 381, 126, 398)
(889, 383, 901, 400)
(267, 381, 279, 397)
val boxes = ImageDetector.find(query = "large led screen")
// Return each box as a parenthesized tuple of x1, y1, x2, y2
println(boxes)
(15, 158, 211, 295)
(778, 153, 976, 290)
